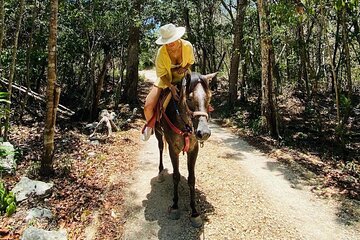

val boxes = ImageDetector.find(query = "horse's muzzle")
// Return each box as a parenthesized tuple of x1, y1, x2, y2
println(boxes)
(196, 130, 211, 141)
(195, 119, 211, 141)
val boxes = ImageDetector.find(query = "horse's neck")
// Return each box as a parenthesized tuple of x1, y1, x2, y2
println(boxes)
(166, 99, 191, 129)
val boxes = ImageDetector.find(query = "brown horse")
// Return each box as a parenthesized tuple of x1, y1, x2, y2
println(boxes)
(155, 72, 217, 228)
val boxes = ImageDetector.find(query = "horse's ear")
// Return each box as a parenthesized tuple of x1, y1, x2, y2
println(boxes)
(180, 75, 190, 102)
(201, 72, 218, 82)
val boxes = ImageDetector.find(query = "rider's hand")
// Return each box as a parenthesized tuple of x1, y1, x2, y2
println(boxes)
(177, 67, 188, 75)
(170, 85, 179, 101)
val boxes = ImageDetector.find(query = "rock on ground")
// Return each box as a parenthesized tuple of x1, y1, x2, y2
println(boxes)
(0, 141, 16, 174)
(21, 227, 67, 240)
(25, 207, 53, 222)
(12, 177, 54, 202)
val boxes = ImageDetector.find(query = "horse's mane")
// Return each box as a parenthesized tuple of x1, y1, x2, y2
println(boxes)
(185, 72, 212, 100)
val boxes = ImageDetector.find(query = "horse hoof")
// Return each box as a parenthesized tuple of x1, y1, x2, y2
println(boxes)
(190, 215, 202, 228)
(168, 207, 180, 220)
(157, 169, 167, 183)
(157, 173, 165, 183)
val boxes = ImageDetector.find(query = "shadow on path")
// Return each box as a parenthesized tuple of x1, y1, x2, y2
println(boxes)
(142, 170, 215, 240)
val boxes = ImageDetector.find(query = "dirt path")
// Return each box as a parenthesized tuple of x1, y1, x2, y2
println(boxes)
(122, 70, 360, 240)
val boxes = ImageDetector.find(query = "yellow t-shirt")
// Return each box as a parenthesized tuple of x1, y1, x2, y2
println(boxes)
(154, 39, 195, 89)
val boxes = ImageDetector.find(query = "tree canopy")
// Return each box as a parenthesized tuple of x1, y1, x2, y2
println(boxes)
(0, 0, 359, 163)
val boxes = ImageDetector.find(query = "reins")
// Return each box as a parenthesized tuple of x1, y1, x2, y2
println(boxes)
(162, 108, 192, 154)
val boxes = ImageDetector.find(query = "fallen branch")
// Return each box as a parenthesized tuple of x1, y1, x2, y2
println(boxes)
(0, 78, 74, 116)
(89, 110, 118, 139)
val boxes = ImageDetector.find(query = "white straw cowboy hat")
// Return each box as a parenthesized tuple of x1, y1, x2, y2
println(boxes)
(155, 23, 186, 45)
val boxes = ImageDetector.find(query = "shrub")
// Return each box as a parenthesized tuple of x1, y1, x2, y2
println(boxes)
(0, 181, 16, 216)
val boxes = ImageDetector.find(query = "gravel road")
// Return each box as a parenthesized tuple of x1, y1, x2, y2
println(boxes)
(122, 70, 360, 240)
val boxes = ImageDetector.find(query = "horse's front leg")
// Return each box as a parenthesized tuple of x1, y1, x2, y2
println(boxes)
(187, 143, 202, 227)
(168, 147, 181, 220)
(155, 129, 165, 182)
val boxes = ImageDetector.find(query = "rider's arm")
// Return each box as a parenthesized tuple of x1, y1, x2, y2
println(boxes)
(161, 75, 179, 100)
(160, 75, 172, 87)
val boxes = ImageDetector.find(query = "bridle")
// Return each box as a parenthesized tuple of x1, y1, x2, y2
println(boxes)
(192, 111, 209, 120)
(181, 75, 210, 122)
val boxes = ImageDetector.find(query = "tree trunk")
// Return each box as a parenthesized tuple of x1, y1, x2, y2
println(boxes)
(322, 4, 340, 124)
(41, 0, 59, 176)
(351, 12, 360, 47)
(20, 1, 38, 122)
(0, 0, 4, 91)
(331, 14, 341, 93)
(315, 22, 323, 94)
(296, 22, 310, 100)
(0, 0, 4, 56)
(208, 3, 217, 73)
(35, 60, 46, 93)
(184, 5, 202, 72)
(91, 50, 111, 119)
(257, 0, 278, 138)
(201, 47, 207, 74)
(239, 55, 247, 102)
(226, 0, 248, 109)
(312, 17, 323, 133)
(342, 6, 352, 100)
(115, 46, 125, 108)
(0, 0, 5, 137)
(339, 5, 352, 133)
(184, 6, 196, 56)
(4, 0, 25, 140)
(123, 0, 141, 104)
(88, 51, 96, 111)
(285, 42, 290, 85)
(77, 54, 89, 89)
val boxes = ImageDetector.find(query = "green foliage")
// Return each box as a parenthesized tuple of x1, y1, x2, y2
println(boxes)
(249, 117, 263, 135)
(335, 123, 347, 143)
(334, 0, 345, 10)
(0, 144, 12, 158)
(0, 92, 10, 132)
(340, 94, 351, 110)
(0, 181, 16, 216)
(0, 92, 10, 107)
(339, 94, 351, 115)
(139, 50, 154, 70)
(339, 94, 352, 124)
(334, 0, 358, 10)
(270, 1, 298, 27)
(0, 0, 359, 146)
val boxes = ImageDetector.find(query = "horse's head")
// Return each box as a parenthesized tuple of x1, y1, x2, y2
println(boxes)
(181, 72, 217, 141)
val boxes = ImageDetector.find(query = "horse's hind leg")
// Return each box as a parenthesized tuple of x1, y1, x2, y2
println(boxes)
(187, 144, 202, 227)
(168, 148, 180, 220)
(155, 129, 165, 182)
